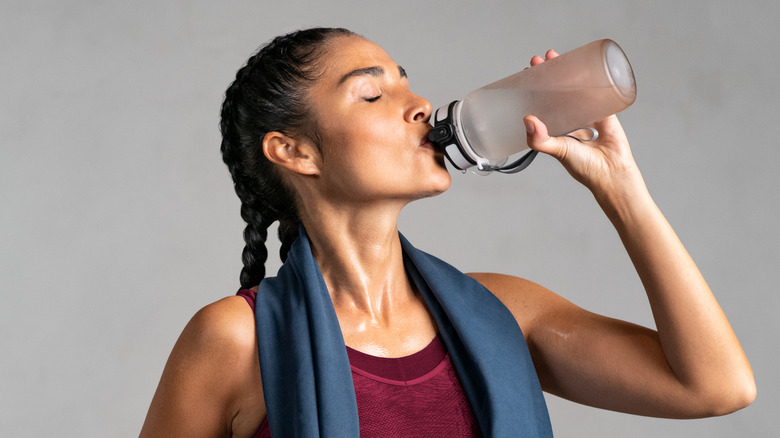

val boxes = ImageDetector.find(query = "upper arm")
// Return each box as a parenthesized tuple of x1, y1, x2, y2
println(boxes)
(140, 296, 265, 437)
(466, 272, 555, 339)
(467, 272, 711, 418)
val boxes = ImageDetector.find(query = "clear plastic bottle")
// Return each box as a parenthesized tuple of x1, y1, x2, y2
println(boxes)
(429, 39, 636, 173)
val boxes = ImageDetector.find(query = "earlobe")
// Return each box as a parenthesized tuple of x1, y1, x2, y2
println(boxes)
(262, 131, 321, 176)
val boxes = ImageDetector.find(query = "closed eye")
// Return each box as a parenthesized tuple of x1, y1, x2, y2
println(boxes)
(363, 95, 381, 103)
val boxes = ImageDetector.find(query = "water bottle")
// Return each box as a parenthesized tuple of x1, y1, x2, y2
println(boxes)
(428, 39, 637, 174)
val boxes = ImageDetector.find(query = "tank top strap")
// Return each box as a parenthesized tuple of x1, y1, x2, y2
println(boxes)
(237, 288, 257, 311)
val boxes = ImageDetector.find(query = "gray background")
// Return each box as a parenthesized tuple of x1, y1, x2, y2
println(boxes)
(1, 0, 777, 436)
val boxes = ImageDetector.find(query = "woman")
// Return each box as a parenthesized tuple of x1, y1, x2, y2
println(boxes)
(141, 28, 755, 437)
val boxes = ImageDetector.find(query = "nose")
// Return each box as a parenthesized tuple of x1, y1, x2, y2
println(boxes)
(405, 91, 433, 124)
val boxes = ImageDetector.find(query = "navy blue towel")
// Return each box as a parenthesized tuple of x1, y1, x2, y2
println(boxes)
(255, 226, 552, 437)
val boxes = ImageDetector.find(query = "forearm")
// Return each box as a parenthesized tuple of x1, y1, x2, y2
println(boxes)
(593, 171, 755, 410)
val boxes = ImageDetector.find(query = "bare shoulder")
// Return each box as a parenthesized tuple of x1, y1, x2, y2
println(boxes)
(466, 272, 577, 337)
(187, 296, 257, 352)
(141, 295, 264, 437)
(168, 296, 259, 378)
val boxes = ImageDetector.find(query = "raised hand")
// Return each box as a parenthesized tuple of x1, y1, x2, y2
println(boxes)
(523, 50, 641, 200)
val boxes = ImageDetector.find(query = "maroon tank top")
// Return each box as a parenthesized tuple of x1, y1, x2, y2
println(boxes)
(237, 289, 480, 437)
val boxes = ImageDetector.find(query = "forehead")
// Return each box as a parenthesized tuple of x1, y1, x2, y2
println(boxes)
(318, 36, 397, 84)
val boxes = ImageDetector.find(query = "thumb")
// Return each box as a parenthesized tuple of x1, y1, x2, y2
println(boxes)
(524, 115, 567, 161)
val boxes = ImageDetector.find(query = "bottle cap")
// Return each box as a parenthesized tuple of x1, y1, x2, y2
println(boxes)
(429, 101, 538, 175)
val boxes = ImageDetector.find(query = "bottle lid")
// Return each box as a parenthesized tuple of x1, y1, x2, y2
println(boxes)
(428, 101, 537, 175)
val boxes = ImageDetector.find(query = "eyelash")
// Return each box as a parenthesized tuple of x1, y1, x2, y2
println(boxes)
(363, 95, 381, 103)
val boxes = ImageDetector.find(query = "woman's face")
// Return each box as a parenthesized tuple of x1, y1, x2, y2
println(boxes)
(305, 36, 451, 205)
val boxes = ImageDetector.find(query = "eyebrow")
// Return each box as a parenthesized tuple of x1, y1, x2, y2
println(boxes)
(337, 65, 407, 86)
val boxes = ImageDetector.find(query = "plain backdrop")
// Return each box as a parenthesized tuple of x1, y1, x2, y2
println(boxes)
(1, 0, 777, 436)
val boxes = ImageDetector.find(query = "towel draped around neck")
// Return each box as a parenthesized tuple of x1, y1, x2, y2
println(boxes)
(255, 226, 552, 437)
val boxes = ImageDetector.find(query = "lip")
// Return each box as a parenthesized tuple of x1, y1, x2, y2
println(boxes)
(419, 132, 437, 151)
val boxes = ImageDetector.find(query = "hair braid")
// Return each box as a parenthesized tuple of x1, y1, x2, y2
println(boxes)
(219, 27, 355, 289)
(239, 201, 274, 288)
(278, 217, 300, 263)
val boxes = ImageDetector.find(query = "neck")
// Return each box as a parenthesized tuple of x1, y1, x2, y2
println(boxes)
(295, 194, 438, 357)
(300, 199, 414, 321)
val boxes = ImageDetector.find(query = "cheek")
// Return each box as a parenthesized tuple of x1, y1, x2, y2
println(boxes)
(348, 111, 397, 145)
(324, 117, 400, 164)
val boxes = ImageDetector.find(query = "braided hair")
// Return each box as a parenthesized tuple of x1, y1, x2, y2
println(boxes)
(220, 27, 355, 290)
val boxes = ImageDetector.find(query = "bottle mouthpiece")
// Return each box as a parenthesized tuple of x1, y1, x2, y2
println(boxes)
(428, 125, 454, 146)
(430, 101, 538, 174)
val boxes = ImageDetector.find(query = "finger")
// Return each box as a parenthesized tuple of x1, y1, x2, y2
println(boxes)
(530, 49, 560, 67)
(524, 115, 567, 160)
(589, 114, 626, 139)
(529, 55, 545, 67)
(592, 114, 621, 132)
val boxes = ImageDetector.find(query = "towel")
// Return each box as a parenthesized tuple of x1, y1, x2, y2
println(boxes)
(255, 226, 552, 437)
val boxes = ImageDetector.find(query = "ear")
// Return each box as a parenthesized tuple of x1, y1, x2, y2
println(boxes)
(262, 131, 321, 176)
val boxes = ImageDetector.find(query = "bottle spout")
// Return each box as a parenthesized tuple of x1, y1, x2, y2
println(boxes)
(430, 101, 477, 171)
(428, 124, 454, 147)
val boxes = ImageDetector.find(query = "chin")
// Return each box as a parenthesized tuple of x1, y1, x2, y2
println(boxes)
(435, 163, 453, 187)
(420, 171, 452, 198)
(435, 173, 452, 194)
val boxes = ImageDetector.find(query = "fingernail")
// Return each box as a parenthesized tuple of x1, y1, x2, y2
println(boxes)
(524, 119, 535, 135)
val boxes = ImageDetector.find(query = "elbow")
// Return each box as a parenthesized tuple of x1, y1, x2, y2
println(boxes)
(697, 374, 757, 417)
(723, 377, 757, 415)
